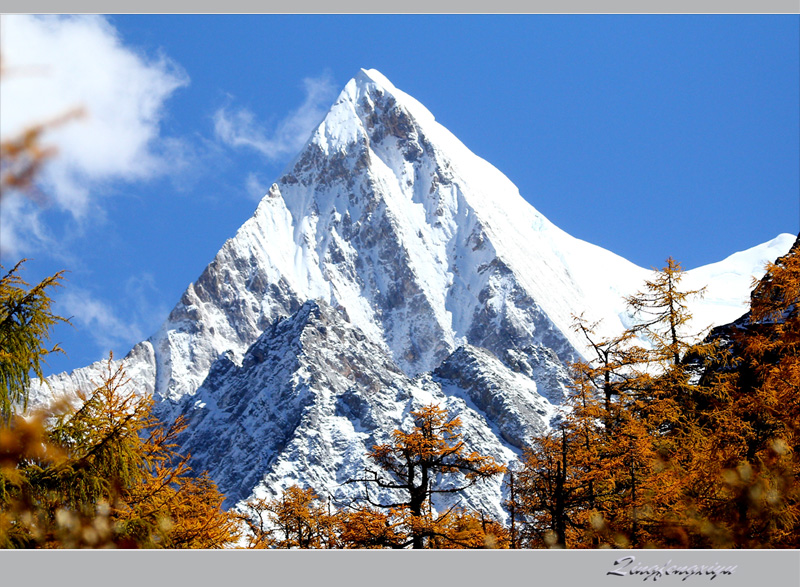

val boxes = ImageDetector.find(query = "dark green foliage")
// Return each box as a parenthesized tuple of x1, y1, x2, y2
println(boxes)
(0, 260, 68, 423)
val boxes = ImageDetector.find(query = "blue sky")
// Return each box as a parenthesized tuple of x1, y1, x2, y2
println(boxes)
(1, 14, 798, 377)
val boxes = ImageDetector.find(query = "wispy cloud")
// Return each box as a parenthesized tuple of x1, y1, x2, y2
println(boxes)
(245, 171, 270, 202)
(59, 289, 145, 353)
(213, 73, 337, 161)
(57, 273, 169, 355)
(0, 15, 189, 259)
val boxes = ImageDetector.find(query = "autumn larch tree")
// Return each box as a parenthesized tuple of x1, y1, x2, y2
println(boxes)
(610, 258, 716, 545)
(337, 505, 404, 549)
(238, 485, 339, 549)
(513, 257, 719, 548)
(348, 403, 505, 549)
(0, 57, 241, 548)
(0, 266, 239, 548)
(510, 366, 629, 549)
(606, 248, 799, 547)
(625, 257, 706, 367)
(1, 358, 241, 548)
(512, 426, 575, 548)
(571, 314, 648, 432)
(679, 237, 800, 547)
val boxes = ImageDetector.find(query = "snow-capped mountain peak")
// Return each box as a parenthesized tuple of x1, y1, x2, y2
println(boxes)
(31, 69, 795, 518)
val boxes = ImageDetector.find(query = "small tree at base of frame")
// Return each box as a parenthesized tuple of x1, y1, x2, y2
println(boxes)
(347, 403, 506, 549)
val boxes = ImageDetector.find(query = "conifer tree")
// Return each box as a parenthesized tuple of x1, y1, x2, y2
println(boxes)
(625, 257, 705, 367)
(0, 61, 240, 548)
(239, 485, 338, 549)
(347, 403, 505, 548)
(512, 426, 574, 548)
(425, 507, 510, 549)
(571, 315, 646, 431)
(0, 261, 67, 423)
(513, 259, 719, 548)
(337, 505, 404, 549)
(0, 358, 241, 548)
(510, 370, 626, 548)
(611, 259, 714, 545)
(615, 246, 799, 547)
(684, 239, 800, 547)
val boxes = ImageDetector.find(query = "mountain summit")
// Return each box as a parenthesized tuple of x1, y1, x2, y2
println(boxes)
(33, 69, 795, 515)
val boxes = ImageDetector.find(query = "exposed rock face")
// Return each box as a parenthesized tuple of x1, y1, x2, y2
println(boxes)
(433, 345, 562, 450)
(159, 300, 525, 519)
(30, 69, 796, 517)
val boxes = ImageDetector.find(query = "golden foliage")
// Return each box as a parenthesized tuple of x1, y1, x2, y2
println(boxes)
(513, 246, 800, 548)
(0, 359, 240, 548)
(238, 485, 338, 549)
(239, 407, 509, 549)
(337, 506, 404, 549)
(625, 257, 706, 366)
(0, 52, 85, 203)
(0, 58, 240, 549)
(0, 107, 83, 203)
(354, 404, 505, 548)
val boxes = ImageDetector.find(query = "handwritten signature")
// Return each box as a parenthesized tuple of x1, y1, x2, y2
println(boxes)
(607, 555, 737, 581)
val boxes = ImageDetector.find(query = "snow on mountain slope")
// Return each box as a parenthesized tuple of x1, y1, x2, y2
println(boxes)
(683, 233, 797, 334)
(160, 300, 542, 519)
(35, 69, 790, 404)
(433, 344, 564, 450)
(29, 69, 794, 519)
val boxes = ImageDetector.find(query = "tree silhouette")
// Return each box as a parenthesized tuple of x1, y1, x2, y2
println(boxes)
(348, 404, 505, 548)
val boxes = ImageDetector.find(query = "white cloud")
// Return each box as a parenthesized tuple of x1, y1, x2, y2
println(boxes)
(0, 195, 51, 258)
(59, 288, 145, 353)
(0, 15, 188, 258)
(245, 171, 270, 202)
(57, 273, 168, 354)
(213, 73, 336, 160)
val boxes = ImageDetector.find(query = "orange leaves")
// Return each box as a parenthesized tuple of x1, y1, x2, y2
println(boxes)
(0, 357, 240, 548)
(125, 472, 238, 549)
(511, 244, 800, 548)
(368, 404, 505, 493)
(242, 248, 800, 550)
(0, 411, 54, 473)
(239, 483, 511, 550)
(238, 485, 338, 549)
(346, 403, 506, 548)
(378, 405, 462, 465)
(338, 506, 404, 549)
(625, 257, 706, 366)
(0, 107, 84, 202)
(415, 506, 509, 549)
(338, 503, 509, 549)
(711, 240, 800, 547)
(749, 245, 800, 326)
